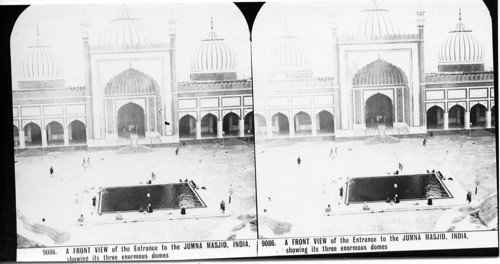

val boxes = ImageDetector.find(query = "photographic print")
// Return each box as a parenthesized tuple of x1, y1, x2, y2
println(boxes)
(252, 0, 497, 248)
(12, 2, 257, 255)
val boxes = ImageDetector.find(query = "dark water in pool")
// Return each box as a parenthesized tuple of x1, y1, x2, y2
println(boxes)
(100, 183, 205, 213)
(347, 174, 451, 203)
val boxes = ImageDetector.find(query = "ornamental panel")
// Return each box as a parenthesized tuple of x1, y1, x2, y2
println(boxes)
(354, 90, 362, 124)
(397, 88, 403, 122)
(106, 99, 114, 134)
(148, 97, 155, 132)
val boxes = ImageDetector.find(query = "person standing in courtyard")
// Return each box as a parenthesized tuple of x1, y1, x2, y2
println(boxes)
(82, 158, 86, 168)
(329, 148, 334, 157)
(220, 200, 226, 213)
(423, 138, 427, 146)
(228, 184, 234, 204)
(151, 172, 156, 182)
(466, 191, 472, 203)
(334, 148, 338, 157)
(339, 186, 344, 205)
(87, 157, 91, 167)
(475, 175, 480, 195)
(325, 204, 331, 213)
(92, 196, 96, 209)
(175, 147, 179, 155)
(297, 156, 301, 166)
(49, 166, 54, 177)
(398, 162, 403, 172)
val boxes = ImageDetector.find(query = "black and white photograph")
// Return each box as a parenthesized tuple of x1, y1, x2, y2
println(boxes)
(11, 2, 257, 251)
(252, 0, 497, 241)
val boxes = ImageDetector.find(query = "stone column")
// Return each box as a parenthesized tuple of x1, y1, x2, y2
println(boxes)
(465, 111, 471, 129)
(19, 130, 26, 148)
(217, 120, 223, 138)
(41, 128, 48, 147)
(289, 116, 295, 137)
(196, 121, 201, 139)
(311, 113, 317, 136)
(443, 112, 449, 130)
(486, 110, 492, 128)
(238, 119, 244, 137)
(63, 127, 69, 146)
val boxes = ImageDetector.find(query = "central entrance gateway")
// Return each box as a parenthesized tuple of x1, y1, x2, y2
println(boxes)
(365, 93, 393, 128)
(117, 102, 146, 137)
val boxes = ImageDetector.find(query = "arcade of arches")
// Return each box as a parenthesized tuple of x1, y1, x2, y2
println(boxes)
(14, 120, 87, 148)
(178, 112, 255, 139)
(426, 103, 494, 130)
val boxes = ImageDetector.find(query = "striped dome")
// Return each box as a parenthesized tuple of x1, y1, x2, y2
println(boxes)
(271, 36, 309, 70)
(20, 28, 63, 80)
(191, 20, 237, 73)
(351, 0, 400, 37)
(439, 12, 484, 63)
(353, 59, 407, 86)
(105, 67, 159, 95)
(98, 7, 153, 48)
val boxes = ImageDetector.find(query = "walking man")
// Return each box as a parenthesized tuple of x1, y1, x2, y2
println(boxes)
(398, 162, 403, 172)
(92, 196, 96, 209)
(49, 166, 54, 177)
(466, 191, 472, 203)
(151, 172, 156, 182)
(474, 175, 480, 195)
(297, 156, 301, 166)
(334, 148, 338, 157)
(329, 148, 333, 157)
(228, 184, 234, 204)
(220, 200, 226, 213)
(339, 186, 344, 205)
(423, 138, 427, 146)
(87, 157, 91, 167)
(175, 147, 180, 155)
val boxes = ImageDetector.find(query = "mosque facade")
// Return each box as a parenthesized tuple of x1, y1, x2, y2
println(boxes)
(12, 8, 252, 149)
(253, 1, 494, 140)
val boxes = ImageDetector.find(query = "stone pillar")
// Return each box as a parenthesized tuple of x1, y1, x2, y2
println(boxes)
(465, 111, 471, 129)
(217, 120, 223, 138)
(443, 112, 449, 130)
(208, 116, 214, 133)
(41, 128, 48, 147)
(19, 131, 26, 148)
(238, 119, 244, 137)
(47, 125, 52, 141)
(289, 117, 295, 137)
(266, 119, 273, 138)
(196, 121, 201, 139)
(311, 113, 317, 136)
(486, 110, 492, 128)
(63, 127, 69, 146)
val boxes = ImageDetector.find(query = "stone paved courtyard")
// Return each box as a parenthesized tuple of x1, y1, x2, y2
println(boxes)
(16, 143, 256, 246)
(255, 134, 497, 237)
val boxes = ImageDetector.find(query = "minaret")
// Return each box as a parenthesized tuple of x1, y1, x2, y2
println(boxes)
(416, 9, 425, 128)
(330, 15, 342, 131)
(80, 20, 93, 139)
(168, 19, 178, 137)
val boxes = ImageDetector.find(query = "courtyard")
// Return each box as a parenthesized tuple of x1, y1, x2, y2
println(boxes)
(16, 142, 256, 247)
(255, 133, 497, 237)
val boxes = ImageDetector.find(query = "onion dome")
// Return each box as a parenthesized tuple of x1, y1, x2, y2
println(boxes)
(105, 67, 159, 95)
(20, 26, 63, 81)
(98, 6, 153, 48)
(438, 9, 484, 72)
(190, 17, 237, 81)
(351, 0, 400, 37)
(268, 24, 313, 80)
(353, 58, 407, 86)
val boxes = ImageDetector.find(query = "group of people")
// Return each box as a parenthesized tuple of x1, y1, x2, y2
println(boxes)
(82, 157, 91, 169)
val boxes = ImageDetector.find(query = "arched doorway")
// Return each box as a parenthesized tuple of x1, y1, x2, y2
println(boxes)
(470, 104, 486, 127)
(426, 106, 444, 129)
(271, 113, 289, 136)
(14, 125, 19, 146)
(365, 93, 393, 128)
(294, 111, 312, 135)
(317, 110, 334, 134)
(492, 105, 496, 126)
(244, 112, 254, 135)
(117, 103, 145, 137)
(201, 113, 218, 138)
(69, 120, 87, 144)
(223, 112, 239, 136)
(24, 122, 42, 146)
(179, 115, 196, 139)
(46, 121, 64, 145)
(254, 114, 267, 136)
(448, 104, 465, 128)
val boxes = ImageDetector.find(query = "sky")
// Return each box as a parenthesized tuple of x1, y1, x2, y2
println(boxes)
(10, 3, 251, 87)
(252, 0, 494, 79)
(10, 0, 494, 88)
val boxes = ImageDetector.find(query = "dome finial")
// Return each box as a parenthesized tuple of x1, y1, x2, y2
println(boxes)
(284, 15, 290, 37)
(210, 15, 214, 30)
(458, 7, 462, 21)
(36, 24, 40, 38)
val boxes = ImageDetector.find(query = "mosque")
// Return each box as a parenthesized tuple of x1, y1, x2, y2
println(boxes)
(253, 1, 494, 139)
(12, 7, 253, 148)
(12, 1, 494, 149)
